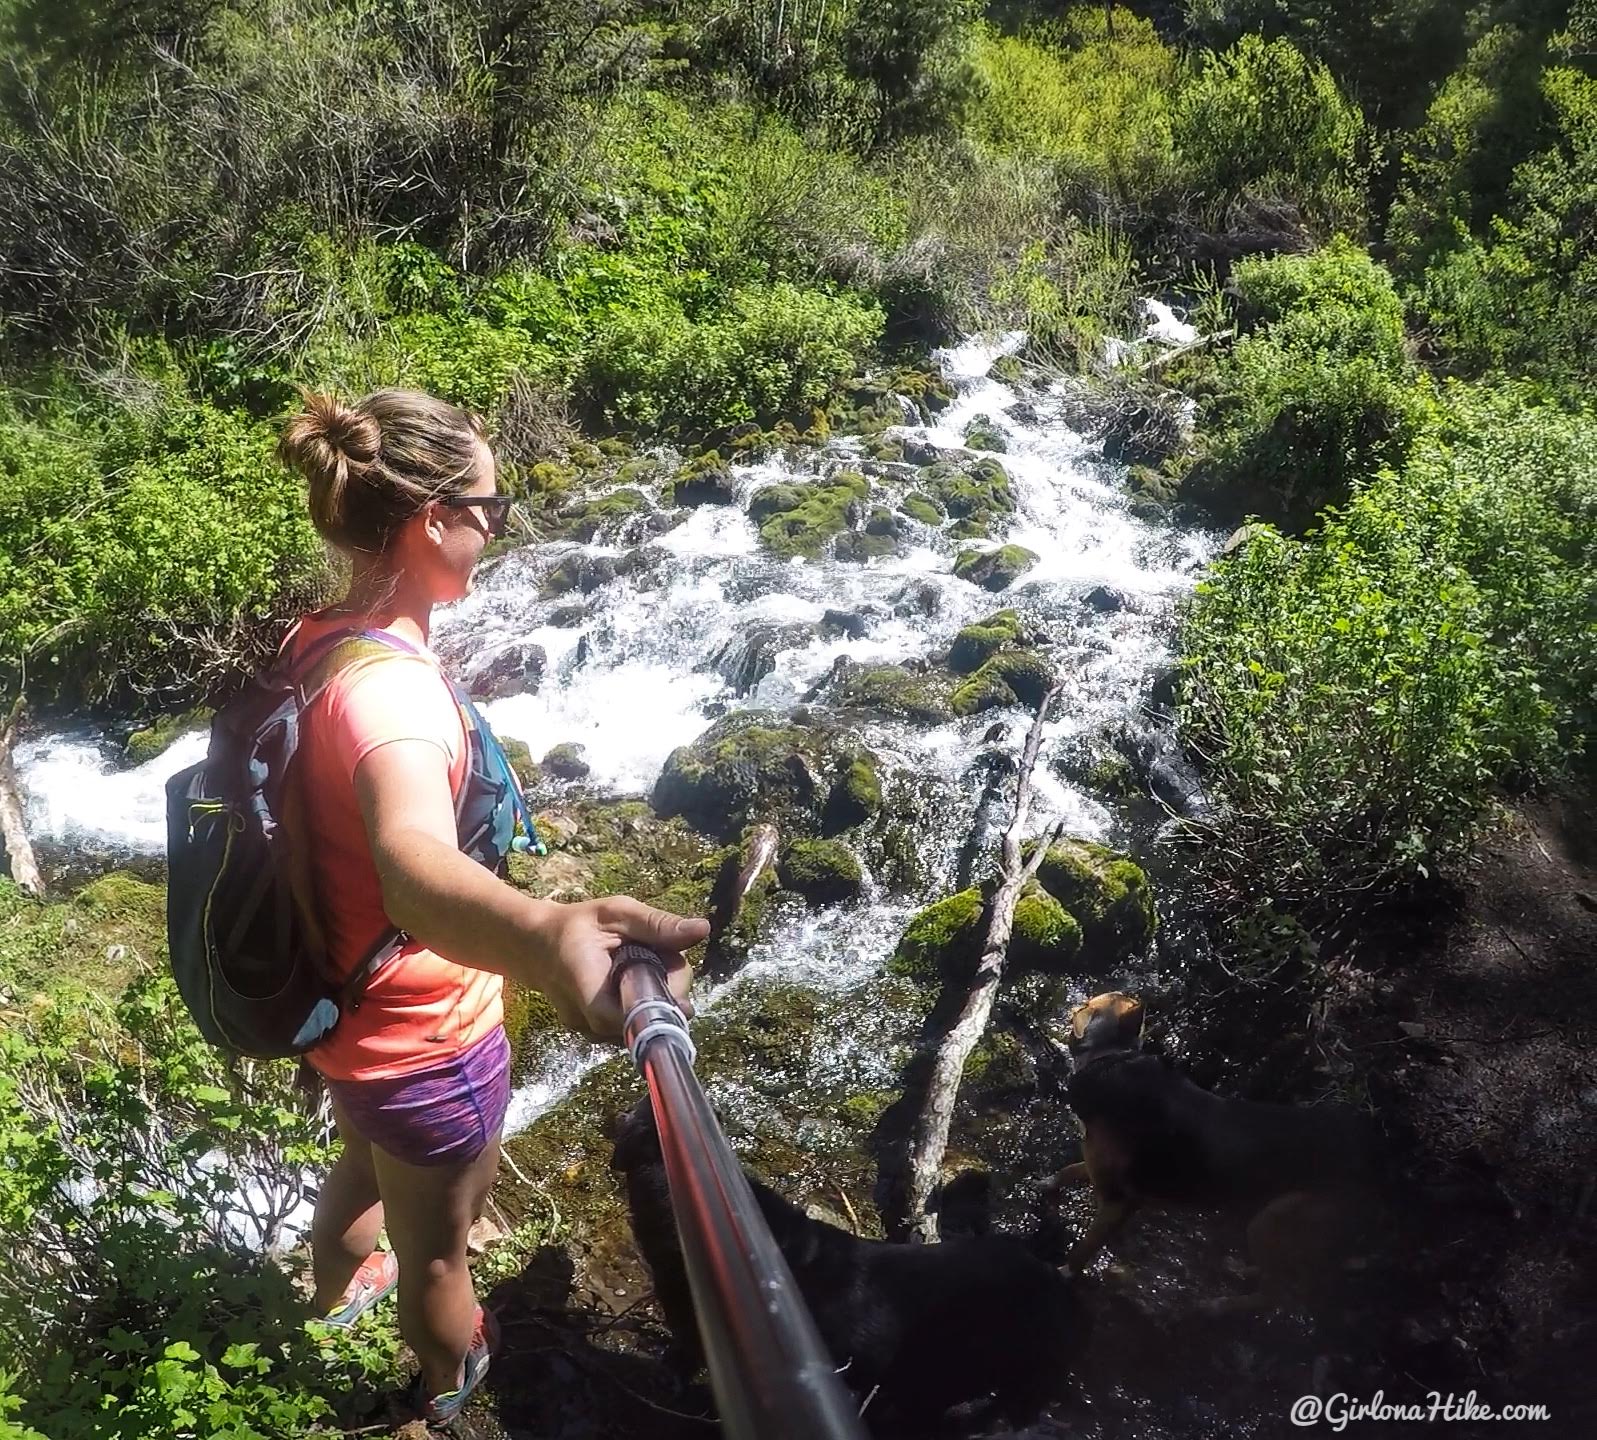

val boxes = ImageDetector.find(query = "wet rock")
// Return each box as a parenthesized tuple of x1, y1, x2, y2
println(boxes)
(560, 486, 651, 541)
(542, 743, 591, 781)
(753, 473, 872, 560)
(820, 608, 869, 640)
(1029, 838, 1156, 964)
(711, 623, 813, 697)
(832, 664, 955, 724)
(542, 552, 618, 598)
(951, 650, 1058, 716)
(902, 437, 945, 466)
(833, 529, 899, 563)
(546, 603, 588, 628)
(953, 544, 1038, 593)
(652, 710, 880, 841)
(889, 889, 985, 984)
(465, 640, 547, 699)
(894, 580, 942, 617)
(499, 735, 540, 785)
(823, 758, 882, 833)
(962, 413, 1008, 453)
(948, 609, 1022, 674)
(1083, 585, 1126, 614)
(124, 706, 213, 766)
(1009, 888, 1084, 973)
(777, 838, 864, 906)
(981, 722, 1009, 744)
(988, 354, 1024, 384)
(899, 491, 945, 526)
(672, 459, 739, 507)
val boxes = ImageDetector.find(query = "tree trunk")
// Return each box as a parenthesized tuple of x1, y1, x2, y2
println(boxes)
(0, 698, 44, 897)
(902, 686, 1063, 1242)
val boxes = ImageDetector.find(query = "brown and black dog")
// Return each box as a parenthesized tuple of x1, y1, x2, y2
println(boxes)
(613, 1099, 1090, 1433)
(1046, 992, 1380, 1313)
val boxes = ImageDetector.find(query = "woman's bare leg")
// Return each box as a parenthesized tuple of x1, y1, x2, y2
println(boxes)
(311, 1095, 386, 1312)
(372, 1133, 501, 1395)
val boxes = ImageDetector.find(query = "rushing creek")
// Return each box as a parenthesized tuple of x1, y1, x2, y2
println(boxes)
(16, 321, 1357, 1438)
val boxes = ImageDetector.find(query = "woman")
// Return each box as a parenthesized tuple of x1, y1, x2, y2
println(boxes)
(276, 389, 704, 1423)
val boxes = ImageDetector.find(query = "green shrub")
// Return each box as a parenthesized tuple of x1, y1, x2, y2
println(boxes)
(1178, 381, 1597, 909)
(969, 15, 1180, 211)
(584, 282, 884, 433)
(0, 958, 404, 1437)
(1183, 241, 1426, 529)
(1172, 33, 1366, 228)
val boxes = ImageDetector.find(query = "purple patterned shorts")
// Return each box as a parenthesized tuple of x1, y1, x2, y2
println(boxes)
(327, 1026, 511, 1167)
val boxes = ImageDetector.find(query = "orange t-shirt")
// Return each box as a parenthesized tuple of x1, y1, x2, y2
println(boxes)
(289, 615, 505, 1082)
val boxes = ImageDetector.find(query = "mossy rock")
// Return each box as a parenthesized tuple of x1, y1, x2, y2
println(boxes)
(866, 437, 905, 463)
(502, 980, 563, 1077)
(962, 414, 1008, 453)
(888, 889, 985, 984)
(951, 649, 1056, 716)
(1009, 888, 1083, 973)
(832, 665, 953, 725)
(499, 735, 541, 786)
(823, 758, 881, 833)
(962, 1028, 1033, 1091)
(615, 456, 667, 487)
(988, 354, 1024, 384)
(125, 707, 212, 766)
(542, 743, 591, 781)
(899, 492, 945, 526)
(559, 486, 650, 541)
(672, 452, 739, 507)
(947, 610, 1021, 674)
(777, 839, 864, 906)
(1029, 838, 1156, 964)
(755, 473, 870, 560)
(834, 529, 899, 563)
(922, 457, 1015, 539)
(652, 710, 878, 842)
(954, 545, 1039, 593)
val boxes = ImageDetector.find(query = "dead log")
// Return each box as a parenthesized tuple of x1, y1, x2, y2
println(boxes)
(0, 697, 44, 896)
(903, 685, 1064, 1242)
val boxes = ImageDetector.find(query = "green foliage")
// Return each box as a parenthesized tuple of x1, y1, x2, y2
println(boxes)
(970, 14, 1181, 210)
(1183, 240, 1426, 529)
(1172, 33, 1367, 227)
(1403, 59, 1597, 385)
(988, 221, 1139, 368)
(585, 282, 884, 432)
(0, 957, 403, 1437)
(1179, 381, 1597, 907)
(0, 396, 327, 708)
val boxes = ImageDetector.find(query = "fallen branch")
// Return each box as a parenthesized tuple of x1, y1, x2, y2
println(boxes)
(0, 695, 44, 897)
(1138, 327, 1234, 375)
(902, 686, 1064, 1242)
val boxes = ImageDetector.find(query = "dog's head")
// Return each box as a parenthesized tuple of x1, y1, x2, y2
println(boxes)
(608, 1096, 664, 1175)
(1067, 992, 1145, 1061)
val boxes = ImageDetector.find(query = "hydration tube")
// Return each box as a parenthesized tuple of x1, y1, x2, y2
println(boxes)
(612, 943, 870, 1440)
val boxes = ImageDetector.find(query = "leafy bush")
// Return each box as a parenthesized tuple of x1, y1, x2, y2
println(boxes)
(1172, 33, 1367, 229)
(0, 397, 328, 708)
(583, 282, 884, 432)
(1182, 240, 1426, 529)
(0, 902, 405, 1438)
(969, 14, 1181, 214)
(1402, 60, 1597, 386)
(1178, 381, 1597, 910)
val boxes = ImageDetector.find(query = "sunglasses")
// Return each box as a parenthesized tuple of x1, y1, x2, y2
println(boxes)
(439, 494, 516, 539)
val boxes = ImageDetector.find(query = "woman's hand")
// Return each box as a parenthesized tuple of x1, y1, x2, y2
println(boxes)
(536, 896, 707, 1042)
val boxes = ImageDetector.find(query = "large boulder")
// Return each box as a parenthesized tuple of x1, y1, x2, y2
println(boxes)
(950, 650, 1058, 716)
(953, 544, 1038, 593)
(777, 839, 864, 906)
(1030, 838, 1156, 963)
(752, 472, 870, 560)
(922, 458, 1015, 539)
(832, 664, 954, 724)
(652, 710, 881, 841)
(464, 640, 547, 699)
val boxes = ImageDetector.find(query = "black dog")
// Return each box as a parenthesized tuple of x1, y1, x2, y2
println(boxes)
(611, 1099, 1088, 1432)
